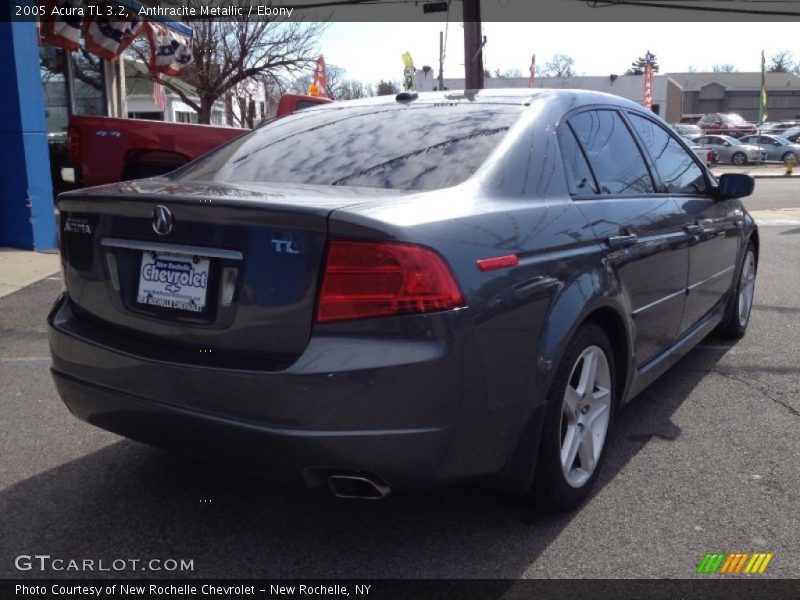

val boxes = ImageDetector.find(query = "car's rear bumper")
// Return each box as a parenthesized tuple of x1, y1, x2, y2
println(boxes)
(48, 295, 525, 490)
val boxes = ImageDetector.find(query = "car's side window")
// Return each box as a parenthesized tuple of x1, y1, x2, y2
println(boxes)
(558, 123, 599, 195)
(628, 113, 707, 195)
(568, 110, 655, 195)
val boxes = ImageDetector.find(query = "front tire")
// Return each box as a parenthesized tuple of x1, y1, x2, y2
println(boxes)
(530, 323, 615, 511)
(717, 242, 757, 339)
(731, 151, 747, 166)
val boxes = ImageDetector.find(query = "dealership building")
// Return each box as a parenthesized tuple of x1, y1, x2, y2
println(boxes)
(0, 2, 192, 251)
(423, 71, 800, 125)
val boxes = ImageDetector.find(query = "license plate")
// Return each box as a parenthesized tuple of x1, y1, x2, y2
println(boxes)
(137, 251, 210, 313)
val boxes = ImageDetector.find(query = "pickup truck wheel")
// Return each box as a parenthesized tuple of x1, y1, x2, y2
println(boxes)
(530, 323, 615, 511)
(731, 152, 747, 166)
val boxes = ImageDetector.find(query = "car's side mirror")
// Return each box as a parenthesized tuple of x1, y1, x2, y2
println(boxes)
(715, 173, 754, 200)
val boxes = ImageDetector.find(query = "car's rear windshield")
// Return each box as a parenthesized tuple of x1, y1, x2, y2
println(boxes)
(172, 103, 524, 191)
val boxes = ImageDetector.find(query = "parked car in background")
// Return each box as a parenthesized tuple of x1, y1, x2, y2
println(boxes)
(698, 113, 757, 137)
(691, 134, 767, 165)
(49, 89, 758, 511)
(684, 137, 718, 165)
(778, 126, 800, 143)
(761, 121, 800, 134)
(738, 134, 800, 162)
(673, 123, 702, 138)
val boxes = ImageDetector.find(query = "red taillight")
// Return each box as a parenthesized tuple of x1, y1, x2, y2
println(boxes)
(67, 124, 81, 163)
(316, 239, 464, 322)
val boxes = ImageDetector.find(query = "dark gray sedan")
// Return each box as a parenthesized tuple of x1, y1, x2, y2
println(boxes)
(49, 89, 758, 511)
(739, 134, 800, 162)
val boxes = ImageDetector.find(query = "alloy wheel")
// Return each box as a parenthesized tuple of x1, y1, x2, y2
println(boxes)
(738, 249, 756, 328)
(559, 346, 612, 488)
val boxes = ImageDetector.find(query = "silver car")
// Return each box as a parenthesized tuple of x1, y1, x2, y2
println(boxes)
(691, 134, 766, 165)
(738, 134, 800, 162)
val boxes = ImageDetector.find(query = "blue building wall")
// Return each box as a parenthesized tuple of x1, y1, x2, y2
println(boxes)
(0, 19, 57, 251)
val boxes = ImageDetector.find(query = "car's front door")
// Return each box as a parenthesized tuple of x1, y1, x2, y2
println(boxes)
(560, 109, 689, 368)
(627, 112, 742, 336)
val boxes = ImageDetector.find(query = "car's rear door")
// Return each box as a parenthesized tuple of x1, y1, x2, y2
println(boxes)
(626, 112, 742, 336)
(560, 108, 688, 367)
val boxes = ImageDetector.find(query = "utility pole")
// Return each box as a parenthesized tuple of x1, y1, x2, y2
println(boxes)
(462, 0, 484, 89)
(438, 30, 444, 91)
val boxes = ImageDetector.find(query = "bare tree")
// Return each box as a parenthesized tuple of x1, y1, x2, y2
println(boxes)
(289, 65, 373, 101)
(335, 80, 374, 100)
(768, 50, 794, 73)
(128, 11, 325, 124)
(712, 64, 738, 73)
(541, 54, 575, 77)
(495, 68, 524, 78)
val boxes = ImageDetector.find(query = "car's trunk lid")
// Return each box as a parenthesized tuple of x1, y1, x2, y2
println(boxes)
(57, 179, 399, 365)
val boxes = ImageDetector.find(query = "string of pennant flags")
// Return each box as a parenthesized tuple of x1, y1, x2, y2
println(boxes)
(39, 0, 192, 76)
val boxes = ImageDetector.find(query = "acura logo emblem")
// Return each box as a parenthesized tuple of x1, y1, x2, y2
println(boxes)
(152, 205, 173, 236)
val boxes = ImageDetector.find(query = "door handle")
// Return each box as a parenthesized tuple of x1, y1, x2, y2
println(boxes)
(607, 234, 638, 249)
(685, 224, 703, 236)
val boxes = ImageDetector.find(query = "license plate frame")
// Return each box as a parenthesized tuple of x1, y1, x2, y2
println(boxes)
(136, 251, 211, 313)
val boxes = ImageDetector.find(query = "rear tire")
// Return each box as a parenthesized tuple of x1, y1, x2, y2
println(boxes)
(530, 323, 616, 511)
(717, 242, 757, 339)
(731, 152, 747, 166)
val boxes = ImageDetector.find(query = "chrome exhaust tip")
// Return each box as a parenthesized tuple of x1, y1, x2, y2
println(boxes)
(328, 474, 391, 500)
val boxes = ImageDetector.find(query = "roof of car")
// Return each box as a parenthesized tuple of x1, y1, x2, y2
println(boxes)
(300, 88, 651, 113)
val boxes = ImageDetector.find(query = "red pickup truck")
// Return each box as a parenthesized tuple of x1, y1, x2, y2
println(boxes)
(65, 94, 332, 187)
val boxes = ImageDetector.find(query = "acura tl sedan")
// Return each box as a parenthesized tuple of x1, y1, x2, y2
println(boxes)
(49, 89, 758, 511)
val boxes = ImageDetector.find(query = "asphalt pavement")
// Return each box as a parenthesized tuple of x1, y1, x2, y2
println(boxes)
(1, 179, 798, 579)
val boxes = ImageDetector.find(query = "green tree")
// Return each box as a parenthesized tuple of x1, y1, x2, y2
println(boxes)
(375, 80, 400, 95)
(626, 52, 659, 76)
(768, 50, 794, 73)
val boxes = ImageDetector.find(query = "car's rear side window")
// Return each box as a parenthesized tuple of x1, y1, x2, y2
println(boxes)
(173, 103, 524, 191)
(559, 124, 599, 195)
(627, 113, 707, 195)
(567, 110, 654, 195)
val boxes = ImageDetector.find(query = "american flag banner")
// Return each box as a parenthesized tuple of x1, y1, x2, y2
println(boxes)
(41, 0, 84, 52)
(146, 23, 193, 77)
(152, 81, 167, 111)
(83, 3, 143, 61)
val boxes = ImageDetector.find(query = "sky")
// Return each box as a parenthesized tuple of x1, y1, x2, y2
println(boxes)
(318, 22, 799, 85)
